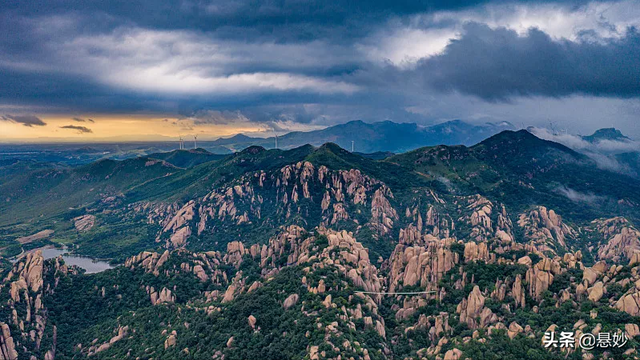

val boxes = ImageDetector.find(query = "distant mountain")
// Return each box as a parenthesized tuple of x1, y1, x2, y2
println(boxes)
(204, 119, 515, 154)
(211, 134, 256, 146)
(582, 128, 630, 143)
(148, 148, 225, 168)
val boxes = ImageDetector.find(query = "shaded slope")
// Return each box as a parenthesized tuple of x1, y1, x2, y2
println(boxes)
(0, 157, 182, 226)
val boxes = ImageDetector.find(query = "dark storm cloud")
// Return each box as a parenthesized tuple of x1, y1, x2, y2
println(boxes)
(1, 114, 47, 127)
(0, 0, 540, 40)
(0, 70, 179, 114)
(59, 125, 93, 133)
(418, 23, 640, 100)
(1, 0, 639, 135)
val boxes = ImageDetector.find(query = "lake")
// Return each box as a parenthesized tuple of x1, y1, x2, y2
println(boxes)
(39, 248, 114, 274)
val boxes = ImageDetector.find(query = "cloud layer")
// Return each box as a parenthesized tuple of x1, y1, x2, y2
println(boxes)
(418, 24, 640, 100)
(530, 126, 639, 173)
(1, 0, 640, 137)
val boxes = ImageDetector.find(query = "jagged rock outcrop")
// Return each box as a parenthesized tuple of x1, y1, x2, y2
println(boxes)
(592, 217, 640, 263)
(149, 287, 175, 305)
(73, 214, 96, 232)
(587, 281, 605, 302)
(370, 187, 398, 235)
(512, 274, 525, 308)
(0, 323, 18, 360)
(464, 241, 491, 263)
(162, 201, 196, 248)
(402, 204, 453, 241)
(248, 315, 257, 330)
(462, 196, 514, 243)
(388, 239, 458, 294)
(526, 257, 561, 300)
(88, 326, 129, 355)
(457, 286, 494, 329)
(518, 206, 575, 254)
(0, 252, 72, 360)
(507, 322, 524, 339)
(125, 250, 170, 275)
(138, 161, 403, 252)
(631, 252, 640, 267)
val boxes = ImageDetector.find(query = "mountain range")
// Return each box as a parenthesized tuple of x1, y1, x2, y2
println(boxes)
(210, 120, 516, 153)
(0, 120, 515, 168)
(0, 130, 639, 360)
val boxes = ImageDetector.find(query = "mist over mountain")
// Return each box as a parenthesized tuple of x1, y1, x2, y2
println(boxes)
(528, 126, 640, 176)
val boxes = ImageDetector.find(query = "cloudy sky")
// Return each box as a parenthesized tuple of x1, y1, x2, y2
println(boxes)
(1, 0, 639, 141)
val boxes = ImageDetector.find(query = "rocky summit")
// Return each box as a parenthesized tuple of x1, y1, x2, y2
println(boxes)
(1, 130, 640, 360)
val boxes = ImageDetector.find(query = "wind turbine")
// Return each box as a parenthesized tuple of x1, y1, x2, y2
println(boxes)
(548, 119, 557, 136)
(351, 140, 354, 152)
(194, 135, 198, 149)
(179, 135, 184, 150)
(274, 132, 278, 149)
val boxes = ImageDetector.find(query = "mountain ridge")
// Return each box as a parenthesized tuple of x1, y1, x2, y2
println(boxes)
(208, 119, 515, 154)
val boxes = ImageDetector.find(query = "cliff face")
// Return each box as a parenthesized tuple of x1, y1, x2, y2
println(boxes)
(0, 251, 76, 360)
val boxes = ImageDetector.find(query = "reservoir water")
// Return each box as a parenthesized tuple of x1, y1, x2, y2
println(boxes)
(13, 247, 115, 274)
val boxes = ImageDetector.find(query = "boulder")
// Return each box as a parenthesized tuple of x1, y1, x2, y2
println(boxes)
(587, 282, 605, 302)
(616, 292, 640, 316)
(283, 294, 299, 309)
(444, 348, 462, 360)
(625, 324, 640, 338)
(164, 331, 177, 349)
(583, 268, 598, 286)
(508, 322, 524, 339)
(630, 252, 640, 266)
